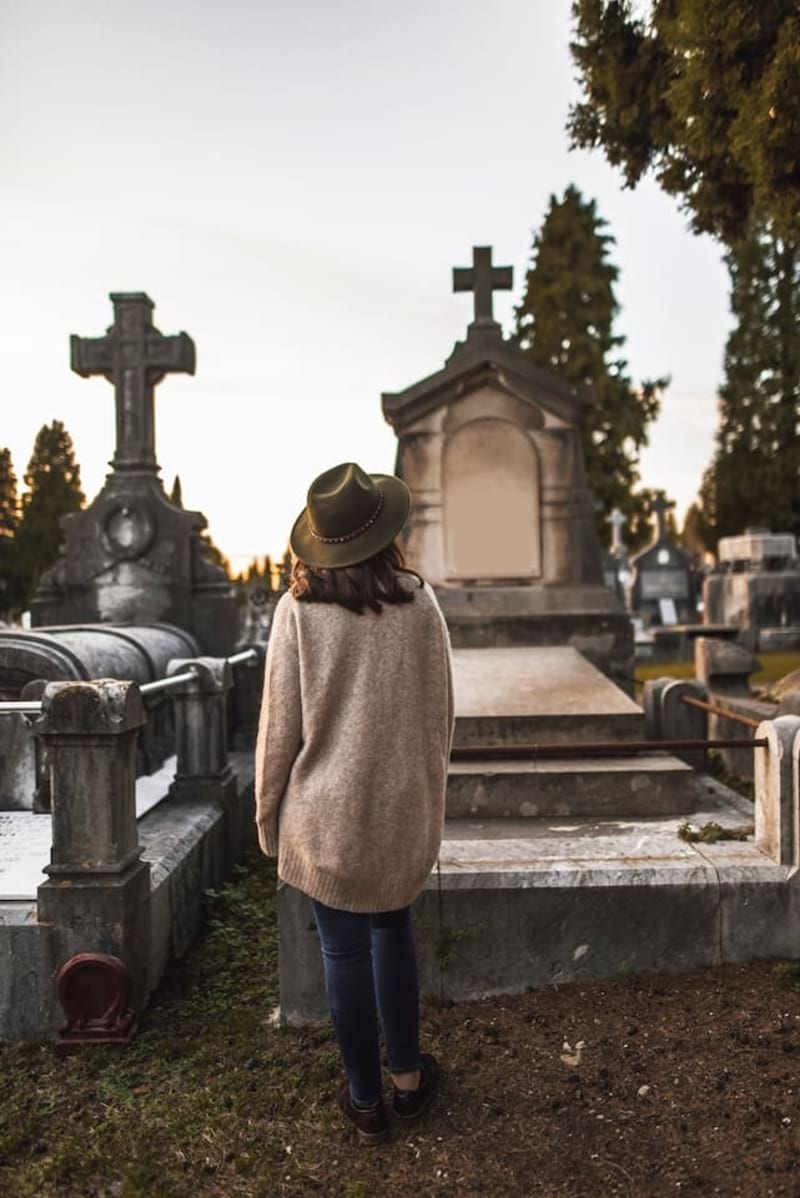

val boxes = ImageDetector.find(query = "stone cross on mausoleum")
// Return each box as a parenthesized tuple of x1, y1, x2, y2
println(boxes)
(651, 493, 673, 542)
(71, 293, 195, 475)
(453, 246, 513, 326)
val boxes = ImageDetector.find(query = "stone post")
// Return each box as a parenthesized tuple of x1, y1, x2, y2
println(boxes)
(754, 715, 800, 867)
(661, 679, 708, 770)
(643, 677, 708, 769)
(166, 657, 240, 868)
(642, 677, 673, 740)
(34, 679, 151, 1016)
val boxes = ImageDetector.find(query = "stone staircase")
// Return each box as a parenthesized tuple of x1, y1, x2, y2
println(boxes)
(447, 646, 703, 819)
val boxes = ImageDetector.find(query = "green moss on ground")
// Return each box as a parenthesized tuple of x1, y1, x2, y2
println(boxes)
(0, 852, 335, 1198)
(634, 650, 800, 689)
(677, 820, 754, 844)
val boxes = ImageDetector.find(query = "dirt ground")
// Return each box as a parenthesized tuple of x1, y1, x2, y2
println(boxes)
(4, 854, 800, 1198)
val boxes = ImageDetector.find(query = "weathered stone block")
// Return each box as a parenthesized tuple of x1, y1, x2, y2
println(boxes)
(754, 716, 800, 867)
(694, 636, 760, 696)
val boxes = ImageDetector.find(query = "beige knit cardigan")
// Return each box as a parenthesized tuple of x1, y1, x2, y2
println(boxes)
(254, 576, 455, 912)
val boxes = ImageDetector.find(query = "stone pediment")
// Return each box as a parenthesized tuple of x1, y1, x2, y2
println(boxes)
(382, 325, 592, 432)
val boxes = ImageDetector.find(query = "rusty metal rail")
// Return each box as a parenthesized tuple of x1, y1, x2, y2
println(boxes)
(450, 737, 767, 760)
(679, 693, 762, 730)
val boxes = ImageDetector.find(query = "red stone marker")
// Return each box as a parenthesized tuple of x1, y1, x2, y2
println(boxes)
(54, 952, 138, 1052)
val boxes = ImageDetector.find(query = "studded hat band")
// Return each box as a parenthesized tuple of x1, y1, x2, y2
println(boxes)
(308, 487, 385, 544)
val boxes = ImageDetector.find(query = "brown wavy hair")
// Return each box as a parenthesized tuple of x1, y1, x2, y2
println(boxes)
(289, 538, 424, 614)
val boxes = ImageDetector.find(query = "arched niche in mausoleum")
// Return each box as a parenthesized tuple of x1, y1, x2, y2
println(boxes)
(442, 416, 541, 582)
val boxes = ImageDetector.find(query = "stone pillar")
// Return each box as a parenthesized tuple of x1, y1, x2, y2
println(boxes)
(754, 715, 800, 867)
(34, 679, 151, 1015)
(166, 657, 240, 868)
(643, 677, 708, 768)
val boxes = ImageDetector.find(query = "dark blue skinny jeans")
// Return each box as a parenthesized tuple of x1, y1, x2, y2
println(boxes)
(310, 898, 422, 1107)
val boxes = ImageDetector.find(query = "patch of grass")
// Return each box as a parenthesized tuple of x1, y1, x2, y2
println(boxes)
(634, 650, 800, 690)
(677, 820, 754, 843)
(0, 849, 304, 1198)
(753, 651, 800, 688)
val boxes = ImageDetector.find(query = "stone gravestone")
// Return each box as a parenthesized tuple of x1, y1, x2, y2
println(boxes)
(31, 293, 238, 655)
(603, 508, 632, 605)
(630, 496, 694, 626)
(381, 246, 632, 687)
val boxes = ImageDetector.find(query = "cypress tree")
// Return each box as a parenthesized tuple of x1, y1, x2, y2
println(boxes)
(698, 221, 800, 548)
(515, 185, 667, 546)
(0, 448, 18, 616)
(0, 448, 18, 539)
(14, 421, 85, 608)
(170, 474, 183, 508)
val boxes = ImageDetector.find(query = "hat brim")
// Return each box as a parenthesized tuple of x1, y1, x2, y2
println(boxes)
(289, 473, 411, 568)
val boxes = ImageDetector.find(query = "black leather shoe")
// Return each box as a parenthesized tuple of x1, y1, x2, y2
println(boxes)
(391, 1053, 440, 1120)
(336, 1082, 391, 1145)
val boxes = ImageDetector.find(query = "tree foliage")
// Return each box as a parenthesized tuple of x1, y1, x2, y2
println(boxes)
(0, 448, 18, 540)
(568, 0, 800, 245)
(13, 421, 85, 609)
(515, 184, 667, 546)
(697, 220, 800, 548)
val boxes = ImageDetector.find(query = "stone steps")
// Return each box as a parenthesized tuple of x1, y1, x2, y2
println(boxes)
(453, 708, 644, 748)
(447, 753, 705, 819)
(452, 645, 644, 748)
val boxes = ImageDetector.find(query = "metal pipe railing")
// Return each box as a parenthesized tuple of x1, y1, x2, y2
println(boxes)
(0, 646, 261, 715)
(0, 700, 45, 715)
(679, 692, 762, 730)
(227, 648, 258, 667)
(139, 668, 199, 696)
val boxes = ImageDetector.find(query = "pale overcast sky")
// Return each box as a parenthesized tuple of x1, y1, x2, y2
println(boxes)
(0, 0, 730, 572)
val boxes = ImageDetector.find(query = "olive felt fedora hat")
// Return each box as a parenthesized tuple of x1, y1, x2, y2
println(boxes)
(290, 462, 411, 569)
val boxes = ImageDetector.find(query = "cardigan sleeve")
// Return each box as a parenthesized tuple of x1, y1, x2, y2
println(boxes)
(433, 592, 456, 760)
(254, 594, 303, 856)
(444, 629, 456, 759)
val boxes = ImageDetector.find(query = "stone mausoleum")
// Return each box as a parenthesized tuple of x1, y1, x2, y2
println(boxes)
(382, 247, 632, 687)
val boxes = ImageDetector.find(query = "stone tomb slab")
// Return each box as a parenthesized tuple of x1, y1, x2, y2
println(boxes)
(453, 645, 642, 746)
(0, 814, 53, 900)
(447, 753, 704, 819)
(0, 756, 178, 900)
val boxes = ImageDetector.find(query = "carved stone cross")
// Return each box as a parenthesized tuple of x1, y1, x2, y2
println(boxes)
(453, 246, 513, 325)
(71, 293, 195, 474)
